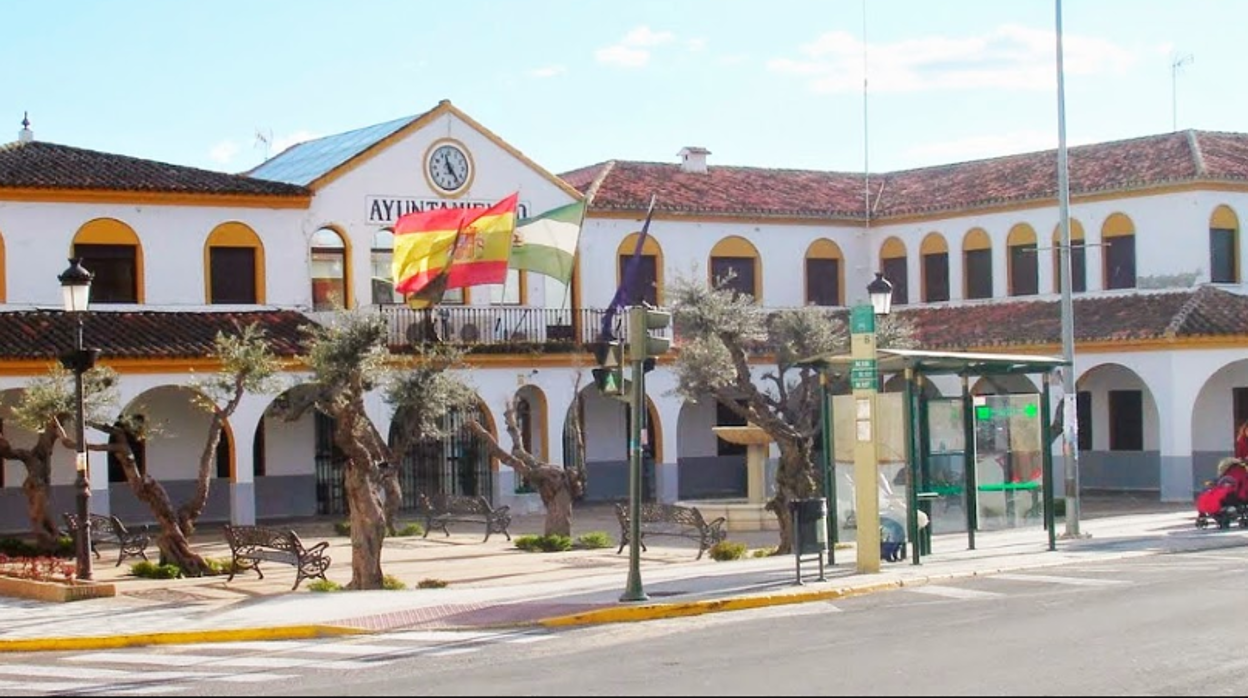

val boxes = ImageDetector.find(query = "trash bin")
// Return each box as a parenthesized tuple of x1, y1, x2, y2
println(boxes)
(789, 497, 828, 556)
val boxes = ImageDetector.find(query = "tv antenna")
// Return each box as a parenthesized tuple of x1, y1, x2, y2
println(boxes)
(254, 127, 274, 160)
(1171, 53, 1193, 132)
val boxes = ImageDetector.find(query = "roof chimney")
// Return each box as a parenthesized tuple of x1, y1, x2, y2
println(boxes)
(17, 112, 32, 143)
(678, 146, 710, 174)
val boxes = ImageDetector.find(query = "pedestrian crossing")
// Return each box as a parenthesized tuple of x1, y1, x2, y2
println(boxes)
(0, 629, 555, 696)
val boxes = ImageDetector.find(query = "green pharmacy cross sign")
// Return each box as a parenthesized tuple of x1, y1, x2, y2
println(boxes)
(975, 403, 1040, 421)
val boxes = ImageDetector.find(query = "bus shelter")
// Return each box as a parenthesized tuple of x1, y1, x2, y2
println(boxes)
(803, 348, 1069, 565)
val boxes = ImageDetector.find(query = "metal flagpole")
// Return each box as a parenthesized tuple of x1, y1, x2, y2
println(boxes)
(1055, 0, 1082, 538)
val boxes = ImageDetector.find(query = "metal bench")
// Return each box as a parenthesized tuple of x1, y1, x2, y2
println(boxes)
(615, 502, 727, 560)
(62, 513, 150, 567)
(223, 524, 331, 591)
(417, 493, 512, 542)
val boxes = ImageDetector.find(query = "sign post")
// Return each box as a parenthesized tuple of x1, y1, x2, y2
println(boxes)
(850, 304, 882, 574)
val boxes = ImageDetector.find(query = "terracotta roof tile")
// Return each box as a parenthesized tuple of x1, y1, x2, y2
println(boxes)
(0, 310, 312, 360)
(563, 130, 1248, 219)
(0, 141, 309, 197)
(895, 287, 1248, 350)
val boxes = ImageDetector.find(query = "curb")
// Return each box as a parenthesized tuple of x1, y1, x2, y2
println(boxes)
(0, 623, 367, 653)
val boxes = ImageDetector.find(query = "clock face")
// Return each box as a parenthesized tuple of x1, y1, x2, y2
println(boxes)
(428, 143, 471, 194)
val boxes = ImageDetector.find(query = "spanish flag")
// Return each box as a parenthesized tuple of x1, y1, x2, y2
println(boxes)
(392, 193, 519, 300)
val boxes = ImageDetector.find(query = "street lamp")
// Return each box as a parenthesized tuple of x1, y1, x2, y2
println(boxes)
(58, 258, 95, 582)
(867, 272, 893, 317)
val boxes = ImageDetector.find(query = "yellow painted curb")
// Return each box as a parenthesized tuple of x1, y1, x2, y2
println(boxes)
(0, 624, 367, 653)
(538, 580, 909, 628)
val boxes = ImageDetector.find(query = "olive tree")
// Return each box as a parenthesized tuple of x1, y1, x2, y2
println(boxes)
(669, 276, 915, 552)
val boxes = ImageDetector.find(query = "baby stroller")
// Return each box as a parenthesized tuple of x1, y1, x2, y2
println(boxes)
(1195, 458, 1248, 529)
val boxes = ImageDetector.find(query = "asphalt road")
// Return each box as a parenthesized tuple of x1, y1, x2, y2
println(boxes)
(6, 544, 1248, 696)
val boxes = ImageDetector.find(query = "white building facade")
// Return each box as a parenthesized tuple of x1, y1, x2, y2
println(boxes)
(1, 104, 1246, 533)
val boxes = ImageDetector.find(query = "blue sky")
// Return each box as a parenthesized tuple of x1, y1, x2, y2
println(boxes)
(4, 0, 1243, 176)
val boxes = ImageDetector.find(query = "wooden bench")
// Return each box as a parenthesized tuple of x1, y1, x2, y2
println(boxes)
(614, 502, 727, 560)
(417, 493, 512, 542)
(62, 513, 150, 567)
(223, 524, 331, 591)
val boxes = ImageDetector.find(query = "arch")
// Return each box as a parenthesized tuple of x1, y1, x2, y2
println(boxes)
(676, 397, 744, 499)
(646, 396, 663, 465)
(369, 227, 400, 306)
(617, 232, 664, 305)
(1006, 223, 1038, 297)
(962, 227, 992, 300)
(709, 235, 761, 302)
(71, 218, 145, 304)
(118, 385, 227, 484)
(216, 418, 237, 480)
(1191, 358, 1248, 488)
(310, 225, 353, 310)
(879, 237, 909, 306)
(971, 374, 1039, 396)
(1101, 213, 1136, 290)
(1051, 218, 1087, 293)
(1074, 363, 1161, 490)
(204, 221, 266, 304)
(804, 238, 844, 306)
(1210, 204, 1240, 284)
(515, 384, 550, 463)
(920, 232, 950, 303)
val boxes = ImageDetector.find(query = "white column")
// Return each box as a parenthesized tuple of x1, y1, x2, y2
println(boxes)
(648, 376, 683, 504)
(1156, 361, 1199, 502)
(88, 451, 110, 516)
(949, 246, 965, 301)
(229, 397, 267, 526)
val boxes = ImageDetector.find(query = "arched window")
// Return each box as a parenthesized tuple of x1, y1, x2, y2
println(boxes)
(72, 218, 144, 304)
(488, 269, 526, 306)
(1102, 213, 1136, 290)
(310, 227, 350, 310)
(1007, 223, 1038, 297)
(1051, 218, 1087, 293)
(617, 232, 664, 306)
(1210, 205, 1240, 284)
(920, 233, 949, 303)
(879, 237, 908, 305)
(804, 239, 843, 306)
(370, 229, 399, 305)
(205, 222, 265, 304)
(709, 236, 761, 302)
(963, 228, 993, 299)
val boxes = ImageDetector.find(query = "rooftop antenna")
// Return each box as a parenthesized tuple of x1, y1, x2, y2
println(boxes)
(254, 127, 274, 161)
(1171, 53, 1193, 132)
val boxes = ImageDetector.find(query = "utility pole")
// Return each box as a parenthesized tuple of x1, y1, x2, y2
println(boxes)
(1055, 0, 1083, 539)
(1171, 53, 1193, 132)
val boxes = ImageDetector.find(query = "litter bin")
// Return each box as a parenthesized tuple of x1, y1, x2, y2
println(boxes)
(789, 497, 828, 556)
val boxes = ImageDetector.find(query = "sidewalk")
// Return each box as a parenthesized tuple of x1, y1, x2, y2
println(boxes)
(0, 495, 1234, 652)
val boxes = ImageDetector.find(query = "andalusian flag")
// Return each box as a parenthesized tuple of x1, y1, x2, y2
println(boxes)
(392, 193, 519, 299)
(510, 201, 585, 284)
(444, 193, 519, 289)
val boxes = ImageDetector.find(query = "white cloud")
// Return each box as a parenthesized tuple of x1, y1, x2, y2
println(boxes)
(686, 37, 708, 52)
(209, 140, 240, 164)
(529, 65, 567, 78)
(595, 25, 676, 68)
(904, 129, 1100, 164)
(718, 54, 749, 66)
(768, 24, 1137, 94)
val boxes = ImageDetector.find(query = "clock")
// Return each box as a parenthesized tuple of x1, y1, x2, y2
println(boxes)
(425, 139, 473, 197)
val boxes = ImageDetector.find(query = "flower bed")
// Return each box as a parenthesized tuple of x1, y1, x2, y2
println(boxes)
(0, 554, 116, 603)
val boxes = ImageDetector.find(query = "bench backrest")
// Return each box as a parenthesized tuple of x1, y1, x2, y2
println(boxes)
(64, 513, 128, 540)
(419, 493, 492, 516)
(616, 502, 706, 528)
(224, 525, 305, 554)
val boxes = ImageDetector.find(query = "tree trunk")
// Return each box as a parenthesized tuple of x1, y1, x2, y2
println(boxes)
(768, 435, 818, 554)
(382, 468, 403, 536)
(177, 411, 228, 537)
(334, 410, 387, 590)
(535, 468, 572, 537)
(98, 427, 212, 576)
(22, 470, 60, 550)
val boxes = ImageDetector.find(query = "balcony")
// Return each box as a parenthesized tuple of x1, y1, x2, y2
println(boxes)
(379, 306, 631, 353)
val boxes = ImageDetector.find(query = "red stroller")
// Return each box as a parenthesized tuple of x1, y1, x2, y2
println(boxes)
(1195, 459, 1248, 529)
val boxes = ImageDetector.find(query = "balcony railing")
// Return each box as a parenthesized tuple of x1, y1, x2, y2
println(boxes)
(379, 306, 657, 351)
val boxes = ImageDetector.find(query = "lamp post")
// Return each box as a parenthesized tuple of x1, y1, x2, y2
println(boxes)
(58, 258, 95, 582)
(849, 273, 893, 574)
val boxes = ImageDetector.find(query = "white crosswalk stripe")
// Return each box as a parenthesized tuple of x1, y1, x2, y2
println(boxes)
(991, 573, 1130, 587)
(1, 629, 554, 696)
(906, 585, 1005, 599)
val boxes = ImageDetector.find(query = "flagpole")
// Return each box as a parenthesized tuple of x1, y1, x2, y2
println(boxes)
(601, 194, 658, 341)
